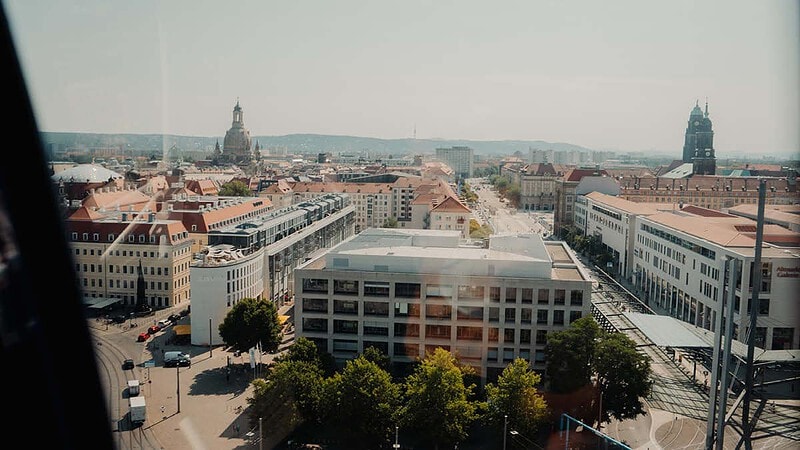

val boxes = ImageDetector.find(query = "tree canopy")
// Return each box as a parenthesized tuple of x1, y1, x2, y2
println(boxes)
(594, 332, 652, 422)
(248, 358, 326, 436)
(399, 348, 480, 448)
(327, 355, 400, 449)
(545, 317, 652, 424)
(217, 297, 281, 352)
(277, 336, 338, 377)
(545, 316, 600, 393)
(219, 179, 252, 196)
(485, 358, 548, 438)
(382, 216, 399, 228)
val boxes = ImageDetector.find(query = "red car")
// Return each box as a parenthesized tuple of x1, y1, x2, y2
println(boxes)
(137, 332, 150, 342)
(148, 325, 160, 335)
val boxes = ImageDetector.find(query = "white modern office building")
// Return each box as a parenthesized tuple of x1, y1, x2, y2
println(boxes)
(190, 194, 356, 346)
(633, 211, 800, 350)
(576, 192, 800, 350)
(294, 228, 592, 381)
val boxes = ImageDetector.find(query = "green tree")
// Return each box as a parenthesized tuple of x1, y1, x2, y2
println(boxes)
(278, 336, 338, 377)
(545, 318, 653, 425)
(400, 348, 479, 448)
(594, 332, 652, 423)
(469, 218, 481, 236)
(544, 316, 601, 393)
(506, 184, 521, 208)
(247, 359, 326, 435)
(217, 297, 281, 352)
(327, 356, 401, 449)
(485, 358, 549, 438)
(382, 216, 399, 228)
(219, 179, 252, 196)
(361, 345, 391, 372)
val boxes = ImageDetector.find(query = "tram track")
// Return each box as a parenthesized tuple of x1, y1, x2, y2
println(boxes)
(91, 329, 161, 449)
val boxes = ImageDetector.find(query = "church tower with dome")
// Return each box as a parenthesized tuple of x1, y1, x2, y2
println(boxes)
(220, 100, 253, 165)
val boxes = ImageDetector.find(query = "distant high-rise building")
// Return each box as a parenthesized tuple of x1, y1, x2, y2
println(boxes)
(682, 100, 716, 175)
(435, 146, 474, 178)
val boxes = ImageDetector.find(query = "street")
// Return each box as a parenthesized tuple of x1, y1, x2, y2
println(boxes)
(89, 303, 296, 450)
(467, 177, 553, 237)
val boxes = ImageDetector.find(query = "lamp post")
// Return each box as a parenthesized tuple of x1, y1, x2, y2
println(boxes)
(503, 414, 508, 450)
(209, 317, 212, 357)
(594, 375, 603, 429)
(393, 425, 399, 450)
(176, 366, 181, 413)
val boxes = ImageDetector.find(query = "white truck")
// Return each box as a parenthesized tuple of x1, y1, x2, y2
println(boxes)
(127, 379, 140, 397)
(129, 396, 146, 424)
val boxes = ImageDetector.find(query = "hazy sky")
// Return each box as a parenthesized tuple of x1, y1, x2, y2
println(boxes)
(3, 0, 798, 156)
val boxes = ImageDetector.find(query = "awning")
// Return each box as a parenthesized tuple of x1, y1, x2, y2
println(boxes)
(173, 324, 191, 336)
(623, 312, 709, 348)
(279, 315, 290, 325)
(84, 297, 123, 309)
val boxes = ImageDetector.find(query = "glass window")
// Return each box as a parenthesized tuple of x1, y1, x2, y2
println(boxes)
(333, 280, 358, 295)
(538, 289, 549, 305)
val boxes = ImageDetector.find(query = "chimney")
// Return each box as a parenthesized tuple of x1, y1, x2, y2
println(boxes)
(148, 212, 156, 222)
(122, 212, 128, 221)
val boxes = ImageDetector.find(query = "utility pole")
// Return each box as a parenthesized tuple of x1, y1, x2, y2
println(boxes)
(209, 317, 212, 357)
(176, 366, 181, 413)
(259, 417, 263, 450)
(716, 259, 739, 449)
(740, 179, 767, 450)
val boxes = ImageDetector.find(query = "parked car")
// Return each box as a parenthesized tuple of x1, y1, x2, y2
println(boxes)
(147, 325, 160, 335)
(136, 332, 150, 342)
(122, 359, 135, 370)
(163, 351, 191, 368)
(168, 313, 181, 323)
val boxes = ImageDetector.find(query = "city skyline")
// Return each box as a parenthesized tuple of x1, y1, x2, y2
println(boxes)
(3, 0, 799, 157)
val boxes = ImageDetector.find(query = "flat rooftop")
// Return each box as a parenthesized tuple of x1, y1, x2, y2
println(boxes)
(301, 229, 590, 282)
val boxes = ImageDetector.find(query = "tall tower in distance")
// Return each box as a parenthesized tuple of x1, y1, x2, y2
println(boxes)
(682, 100, 716, 175)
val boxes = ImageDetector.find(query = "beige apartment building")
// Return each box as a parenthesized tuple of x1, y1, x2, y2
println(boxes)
(66, 206, 193, 309)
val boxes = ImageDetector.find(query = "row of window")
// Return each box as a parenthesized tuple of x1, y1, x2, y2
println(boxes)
(74, 245, 191, 259)
(75, 263, 172, 276)
(301, 279, 585, 305)
(81, 278, 173, 291)
(302, 310, 582, 334)
(641, 223, 716, 260)
(71, 231, 188, 243)
(315, 340, 550, 363)
(303, 299, 582, 323)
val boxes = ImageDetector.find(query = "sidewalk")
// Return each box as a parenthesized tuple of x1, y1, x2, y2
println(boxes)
(144, 301, 296, 450)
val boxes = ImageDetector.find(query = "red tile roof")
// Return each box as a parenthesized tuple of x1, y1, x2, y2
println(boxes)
(431, 196, 470, 213)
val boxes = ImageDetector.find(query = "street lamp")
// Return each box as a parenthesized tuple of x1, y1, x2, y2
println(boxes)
(393, 425, 399, 450)
(594, 375, 604, 429)
(503, 414, 508, 450)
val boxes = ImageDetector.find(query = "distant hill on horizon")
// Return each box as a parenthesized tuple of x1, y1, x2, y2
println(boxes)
(39, 131, 597, 157)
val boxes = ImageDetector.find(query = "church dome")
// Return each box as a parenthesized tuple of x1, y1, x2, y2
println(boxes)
(52, 164, 124, 183)
(690, 104, 703, 117)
